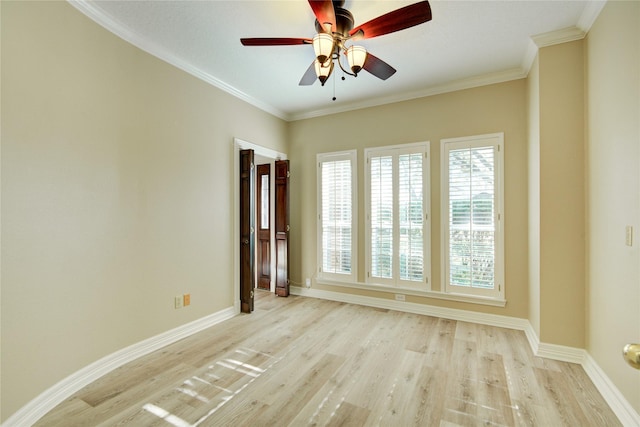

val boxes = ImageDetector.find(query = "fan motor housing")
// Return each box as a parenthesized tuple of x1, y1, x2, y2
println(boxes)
(315, 7, 354, 38)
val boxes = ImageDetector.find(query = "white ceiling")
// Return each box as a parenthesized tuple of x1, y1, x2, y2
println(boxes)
(71, 0, 604, 121)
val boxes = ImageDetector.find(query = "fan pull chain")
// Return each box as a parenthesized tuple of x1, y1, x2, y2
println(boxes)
(332, 68, 337, 101)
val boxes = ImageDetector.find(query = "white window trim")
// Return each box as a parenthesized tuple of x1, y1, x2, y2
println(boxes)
(440, 132, 505, 301)
(317, 150, 357, 282)
(364, 141, 431, 290)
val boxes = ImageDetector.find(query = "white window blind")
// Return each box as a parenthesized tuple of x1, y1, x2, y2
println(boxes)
(317, 151, 357, 281)
(442, 133, 503, 299)
(370, 155, 393, 279)
(366, 143, 430, 288)
(398, 153, 424, 282)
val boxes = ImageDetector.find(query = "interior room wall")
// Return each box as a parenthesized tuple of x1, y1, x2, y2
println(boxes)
(537, 39, 586, 349)
(585, 0, 640, 414)
(0, 1, 287, 420)
(288, 80, 529, 318)
(527, 55, 541, 338)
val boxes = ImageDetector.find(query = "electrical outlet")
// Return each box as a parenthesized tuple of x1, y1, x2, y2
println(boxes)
(305, 278, 311, 288)
(183, 293, 191, 306)
(175, 295, 183, 309)
(395, 294, 405, 302)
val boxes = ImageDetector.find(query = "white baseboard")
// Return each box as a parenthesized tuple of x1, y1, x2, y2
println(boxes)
(536, 342, 587, 364)
(291, 286, 640, 426)
(291, 286, 529, 331)
(3, 306, 238, 427)
(582, 353, 640, 427)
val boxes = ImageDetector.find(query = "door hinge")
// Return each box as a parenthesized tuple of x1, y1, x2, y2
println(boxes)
(287, 171, 290, 178)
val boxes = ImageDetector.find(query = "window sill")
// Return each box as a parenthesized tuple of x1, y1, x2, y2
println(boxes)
(315, 277, 506, 307)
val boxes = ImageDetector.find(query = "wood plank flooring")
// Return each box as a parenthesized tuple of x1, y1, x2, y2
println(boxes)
(35, 291, 621, 426)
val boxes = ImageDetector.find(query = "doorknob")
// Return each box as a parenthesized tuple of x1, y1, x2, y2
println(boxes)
(623, 343, 640, 369)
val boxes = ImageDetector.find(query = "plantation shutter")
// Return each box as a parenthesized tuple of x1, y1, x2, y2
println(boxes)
(398, 153, 424, 282)
(368, 144, 428, 287)
(321, 159, 352, 275)
(448, 145, 496, 290)
(370, 155, 393, 279)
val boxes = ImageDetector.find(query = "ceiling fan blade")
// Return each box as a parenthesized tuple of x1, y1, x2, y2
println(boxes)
(308, 0, 336, 32)
(299, 61, 317, 86)
(349, 1, 432, 40)
(241, 38, 312, 46)
(362, 53, 397, 80)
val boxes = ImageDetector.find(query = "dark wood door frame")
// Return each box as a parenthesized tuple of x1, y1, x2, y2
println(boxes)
(275, 160, 290, 297)
(256, 163, 271, 291)
(239, 149, 255, 313)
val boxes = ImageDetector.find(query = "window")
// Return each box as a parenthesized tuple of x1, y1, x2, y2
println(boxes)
(317, 150, 357, 281)
(365, 142, 430, 288)
(441, 133, 504, 299)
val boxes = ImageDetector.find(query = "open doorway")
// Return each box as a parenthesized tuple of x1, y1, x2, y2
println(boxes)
(234, 139, 289, 314)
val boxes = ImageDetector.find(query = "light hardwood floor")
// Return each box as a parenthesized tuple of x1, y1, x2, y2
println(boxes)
(35, 291, 620, 426)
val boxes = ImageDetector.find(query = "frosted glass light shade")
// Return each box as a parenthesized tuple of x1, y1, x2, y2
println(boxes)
(314, 59, 333, 86)
(312, 33, 334, 64)
(346, 45, 367, 74)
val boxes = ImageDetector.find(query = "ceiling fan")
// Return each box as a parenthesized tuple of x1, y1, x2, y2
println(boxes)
(240, 0, 432, 88)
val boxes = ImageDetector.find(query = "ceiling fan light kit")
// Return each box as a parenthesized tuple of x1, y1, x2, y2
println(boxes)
(312, 33, 334, 64)
(346, 45, 367, 75)
(241, 0, 432, 94)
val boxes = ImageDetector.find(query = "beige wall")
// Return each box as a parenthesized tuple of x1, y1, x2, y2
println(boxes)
(0, 1, 287, 420)
(585, 0, 640, 413)
(289, 81, 529, 318)
(527, 55, 541, 338)
(3, 0, 639, 422)
(537, 40, 586, 348)
(528, 39, 587, 349)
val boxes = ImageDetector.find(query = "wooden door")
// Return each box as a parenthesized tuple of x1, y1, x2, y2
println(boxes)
(274, 160, 290, 297)
(239, 149, 255, 313)
(256, 164, 271, 291)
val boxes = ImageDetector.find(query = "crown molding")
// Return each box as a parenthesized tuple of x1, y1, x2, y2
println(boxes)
(522, 23, 593, 77)
(531, 26, 586, 49)
(290, 67, 527, 121)
(67, 0, 609, 123)
(66, 0, 290, 121)
(577, 0, 607, 32)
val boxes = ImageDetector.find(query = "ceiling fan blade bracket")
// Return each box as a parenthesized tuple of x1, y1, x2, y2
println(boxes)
(308, 0, 337, 33)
